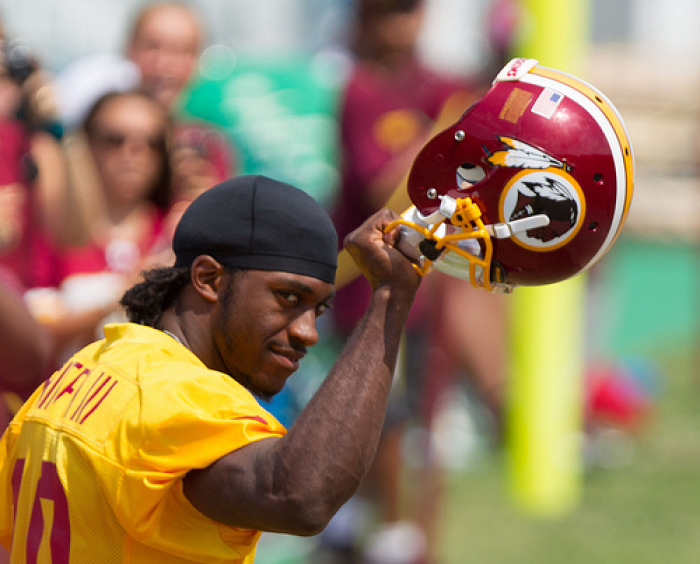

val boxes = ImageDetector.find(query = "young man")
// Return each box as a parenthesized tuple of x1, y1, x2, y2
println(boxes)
(0, 175, 421, 562)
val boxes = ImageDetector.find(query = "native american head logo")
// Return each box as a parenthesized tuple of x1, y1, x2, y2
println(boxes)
(510, 177, 578, 243)
(499, 171, 585, 251)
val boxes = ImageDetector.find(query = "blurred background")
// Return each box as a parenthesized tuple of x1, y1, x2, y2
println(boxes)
(1, 0, 699, 562)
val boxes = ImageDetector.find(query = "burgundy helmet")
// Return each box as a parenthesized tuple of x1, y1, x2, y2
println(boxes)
(397, 58, 634, 292)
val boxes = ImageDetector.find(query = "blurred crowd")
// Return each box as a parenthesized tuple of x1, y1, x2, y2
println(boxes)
(0, 1, 651, 564)
(0, 1, 236, 408)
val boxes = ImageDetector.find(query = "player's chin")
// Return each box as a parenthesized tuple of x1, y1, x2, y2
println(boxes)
(251, 373, 288, 403)
(258, 358, 297, 391)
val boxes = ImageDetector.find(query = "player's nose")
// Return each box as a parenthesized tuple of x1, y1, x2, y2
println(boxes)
(288, 309, 319, 348)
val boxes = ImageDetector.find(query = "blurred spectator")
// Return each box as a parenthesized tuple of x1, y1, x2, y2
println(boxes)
(0, 32, 70, 494)
(0, 33, 69, 285)
(126, 1, 234, 197)
(27, 90, 171, 361)
(325, 1, 493, 562)
(0, 29, 64, 541)
(126, 1, 202, 112)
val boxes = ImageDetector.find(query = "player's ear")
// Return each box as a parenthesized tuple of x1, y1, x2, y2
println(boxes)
(190, 255, 225, 303)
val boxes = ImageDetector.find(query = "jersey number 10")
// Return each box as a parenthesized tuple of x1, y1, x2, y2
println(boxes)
(11, 458, 70, 563)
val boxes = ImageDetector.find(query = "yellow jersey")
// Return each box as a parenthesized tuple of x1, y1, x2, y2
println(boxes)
(0, 323, 286, 563)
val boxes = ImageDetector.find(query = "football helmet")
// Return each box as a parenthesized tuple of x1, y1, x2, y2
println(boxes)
(391, 58, 634, 293)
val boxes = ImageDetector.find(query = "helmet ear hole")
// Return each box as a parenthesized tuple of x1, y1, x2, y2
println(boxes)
(456, 163, 485, 188)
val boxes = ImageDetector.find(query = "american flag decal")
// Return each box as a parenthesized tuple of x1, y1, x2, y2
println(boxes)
(532, 88, 563, 119)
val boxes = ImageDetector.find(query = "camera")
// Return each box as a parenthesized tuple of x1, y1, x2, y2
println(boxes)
(1, 39, 38, 85)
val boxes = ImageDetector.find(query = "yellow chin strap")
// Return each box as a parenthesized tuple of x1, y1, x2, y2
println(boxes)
(385, 197, 496, 292)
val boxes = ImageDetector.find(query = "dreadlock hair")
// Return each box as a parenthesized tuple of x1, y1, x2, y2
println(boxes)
(120, 266, 191, 329)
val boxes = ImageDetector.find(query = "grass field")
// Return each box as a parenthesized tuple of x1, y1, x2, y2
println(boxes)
(438, 347, 700, 564)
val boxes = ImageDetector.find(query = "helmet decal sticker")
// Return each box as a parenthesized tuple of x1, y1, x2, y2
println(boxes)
(531, 87, 564, 119)
(495, 58, 539, 82)
(499, 169, 585, 251)
(499, 87, 532, 123)
(486, 136, 564, 169)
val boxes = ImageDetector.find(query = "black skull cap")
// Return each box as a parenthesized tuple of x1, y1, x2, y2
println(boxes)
(173, 175, 338, 284)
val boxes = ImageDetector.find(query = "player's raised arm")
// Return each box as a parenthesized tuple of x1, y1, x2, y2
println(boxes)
(182, 206, 421, 535)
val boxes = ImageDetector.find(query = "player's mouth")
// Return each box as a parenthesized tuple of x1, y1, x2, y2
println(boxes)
(270, 346, 305, 372)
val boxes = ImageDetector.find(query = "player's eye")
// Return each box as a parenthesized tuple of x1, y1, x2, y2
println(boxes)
(278, 291, 300, 306)
(315, 302, 331, 317)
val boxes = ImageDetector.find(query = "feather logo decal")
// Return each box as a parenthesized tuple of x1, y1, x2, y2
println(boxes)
(486, 136, 563, 170)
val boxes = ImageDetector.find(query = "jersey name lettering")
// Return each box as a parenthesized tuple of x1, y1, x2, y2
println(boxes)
(34, 360, 118, 424)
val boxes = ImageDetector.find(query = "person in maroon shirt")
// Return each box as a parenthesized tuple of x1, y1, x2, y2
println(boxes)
(327, 1, 505, 562)
(56, 91, 170, 282)
(333, 0, 475, 335)
(0, 119, 60, 290)
(0, 37, 66, 290)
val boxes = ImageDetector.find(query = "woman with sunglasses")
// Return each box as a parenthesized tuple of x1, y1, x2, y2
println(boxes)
(27, 90, 171, 362)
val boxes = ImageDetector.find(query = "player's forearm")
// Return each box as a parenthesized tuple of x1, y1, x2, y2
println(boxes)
(266, 283, 413, 532)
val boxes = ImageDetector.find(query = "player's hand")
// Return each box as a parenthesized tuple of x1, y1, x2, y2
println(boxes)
(343, 208, 422, 296)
